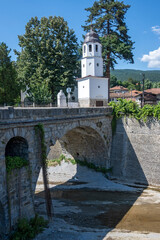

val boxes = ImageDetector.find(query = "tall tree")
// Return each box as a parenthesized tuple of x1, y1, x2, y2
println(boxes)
(83, 0, 134, 99)
(15, 16, 79, 103)
(0, 43, 20, 105)
(144, 79, 153, 90)
(110, 74, 118, 87)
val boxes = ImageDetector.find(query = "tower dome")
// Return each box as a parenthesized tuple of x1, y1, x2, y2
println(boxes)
(84, 29, 100, 44)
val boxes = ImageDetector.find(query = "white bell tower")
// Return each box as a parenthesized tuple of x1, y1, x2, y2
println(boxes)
(81, 30, 103, 78)
(77, 29, 108, 107)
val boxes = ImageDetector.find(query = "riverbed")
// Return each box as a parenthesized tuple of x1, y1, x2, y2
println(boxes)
(34, 161, 160, 240)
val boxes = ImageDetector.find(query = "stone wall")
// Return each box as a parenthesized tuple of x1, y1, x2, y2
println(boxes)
(0, 202, 5, 239)
(110, 118, 160, 186)
(7, 167, 35, 228)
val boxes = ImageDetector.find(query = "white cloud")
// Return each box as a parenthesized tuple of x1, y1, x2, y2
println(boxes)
(152, 26, 160, 35)
(141, 47, 160, 68)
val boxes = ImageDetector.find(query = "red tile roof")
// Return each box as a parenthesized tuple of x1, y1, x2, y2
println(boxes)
(145, 88, 160, 95)
(110, 86, 129, 91)
(110, 90, 142, 99)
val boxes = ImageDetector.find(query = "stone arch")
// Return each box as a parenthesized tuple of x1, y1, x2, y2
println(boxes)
(0, 202, 5, 239)
(48, 126, 109, 168)
(5, 136, 34, 228)
(5, 136, 28, 160)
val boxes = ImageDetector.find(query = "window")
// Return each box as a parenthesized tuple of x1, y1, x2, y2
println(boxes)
(98, 86, 100, 88)
(97, 63, 99, 67)
(83, 64, 85, 68)
(89, 45, 92, 52)
(96, 45, 98, 52)
(89, 62, 92, 66)
(84, 45, 86, 53)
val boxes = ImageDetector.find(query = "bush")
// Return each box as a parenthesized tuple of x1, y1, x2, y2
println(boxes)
(109, 99, 160, 122)
(10, 215, 48, 240)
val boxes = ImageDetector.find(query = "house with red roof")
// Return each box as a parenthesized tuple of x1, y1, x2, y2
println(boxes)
(110, 86, 129, 93)
(145, 88, 160, 103)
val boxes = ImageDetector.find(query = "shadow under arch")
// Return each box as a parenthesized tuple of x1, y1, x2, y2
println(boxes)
(5, 136, 34, 230)
(58, 126, 109, 168)
(35, 124, 149, 240)
(5, 136, 29, 160)
(0, 201, 5, 240)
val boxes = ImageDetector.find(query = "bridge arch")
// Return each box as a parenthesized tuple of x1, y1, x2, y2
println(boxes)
(48, 125, 109, 168)
(5, 136, 29, 160)
(5, 136, 34, 228)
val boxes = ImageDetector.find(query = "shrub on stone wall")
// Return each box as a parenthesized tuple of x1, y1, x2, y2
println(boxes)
(109, 99, 160, 121)
(6, 156, 28, 174)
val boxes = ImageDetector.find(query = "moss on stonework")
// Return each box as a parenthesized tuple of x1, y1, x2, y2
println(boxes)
(6, 156, 28, 174)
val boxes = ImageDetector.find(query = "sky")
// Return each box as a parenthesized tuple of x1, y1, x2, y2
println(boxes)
(1, 0, 160, 71)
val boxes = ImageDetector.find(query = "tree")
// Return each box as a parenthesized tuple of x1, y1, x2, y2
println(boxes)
(0, 43, 20, 105)
(83, 0, 134, 98)
(144, 79, 153, 90)
(124, 77, 141, 90)
(15, 16, 79, 103)
(110, 74, 118, 87)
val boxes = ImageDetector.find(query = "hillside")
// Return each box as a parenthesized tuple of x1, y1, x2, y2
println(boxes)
(111, 69, 160, 82)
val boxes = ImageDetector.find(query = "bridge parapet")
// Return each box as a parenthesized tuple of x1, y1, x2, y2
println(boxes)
(0, 107, 112, 126)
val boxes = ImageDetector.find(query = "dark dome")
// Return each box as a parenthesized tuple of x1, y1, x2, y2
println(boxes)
(84, 29, 100, 44)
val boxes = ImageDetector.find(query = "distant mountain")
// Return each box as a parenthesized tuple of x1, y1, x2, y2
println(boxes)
(111, 69, 160, 82)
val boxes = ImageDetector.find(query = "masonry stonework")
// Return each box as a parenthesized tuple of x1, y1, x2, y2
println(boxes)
(110, 118, 160, 186)
(0, 107, 112, 237)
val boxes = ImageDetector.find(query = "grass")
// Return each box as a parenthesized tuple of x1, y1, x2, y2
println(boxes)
(47, 155, 112, 175)
(9, 214, 48, 240)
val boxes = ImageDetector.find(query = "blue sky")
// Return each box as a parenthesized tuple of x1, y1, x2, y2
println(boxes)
(1, 0, 160, 70)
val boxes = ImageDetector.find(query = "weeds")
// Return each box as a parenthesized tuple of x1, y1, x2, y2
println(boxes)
(10, 214, 48, 240)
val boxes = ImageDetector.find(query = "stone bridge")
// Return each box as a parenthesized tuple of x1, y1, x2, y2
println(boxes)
(0, 106, 112, 237)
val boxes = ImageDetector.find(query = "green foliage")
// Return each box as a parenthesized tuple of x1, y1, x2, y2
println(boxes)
(35, 124, 47, 165)
(153, 81, 160, 88)
(110, 75, 118, 88)
(109, 99, 160, 123)
(121, 77, 141, 91)
(83, 0, 134, 77)
(153, 102, 160, 120)
(0, 42, 20, 104)
(144, 79, 153, 90)
(109, 99, 140, 118)
(15, 16, 80, 103)
(6, 156, 28, 174)
(10, 214, 48, 240)
(111, 69, 160, 83)
(47, 155, 112, 175)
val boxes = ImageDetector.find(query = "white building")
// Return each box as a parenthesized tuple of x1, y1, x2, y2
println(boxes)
(77, 29, 108, 107)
